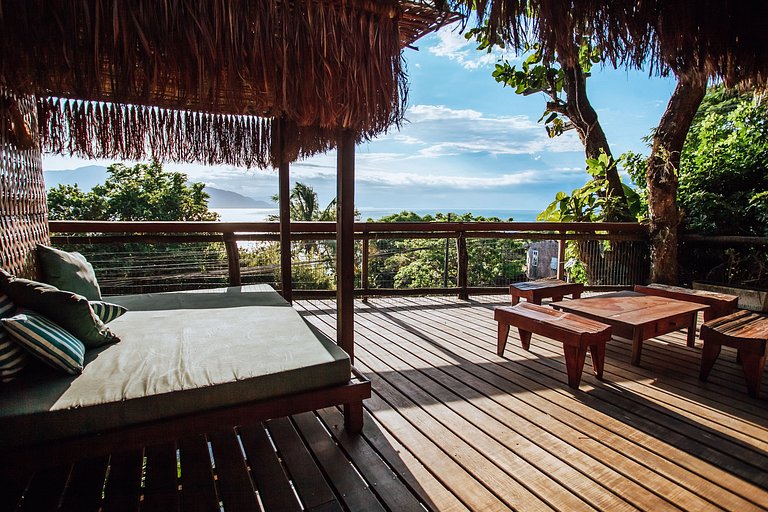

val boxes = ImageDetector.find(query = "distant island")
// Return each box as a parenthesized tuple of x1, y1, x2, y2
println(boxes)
(44, 165, 271, 209)
(204, 187, 272, 208)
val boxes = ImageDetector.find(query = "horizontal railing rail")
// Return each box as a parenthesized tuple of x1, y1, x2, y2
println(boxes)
(49, 220, 650, 299)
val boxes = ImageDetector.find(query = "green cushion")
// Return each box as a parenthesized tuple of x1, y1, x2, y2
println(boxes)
(1, 310, 85, 374)
(37, 244, 101, 300)
(0, 293, 27, 382)
(0, 275, 118, 348)
(89, 301, 128, 323)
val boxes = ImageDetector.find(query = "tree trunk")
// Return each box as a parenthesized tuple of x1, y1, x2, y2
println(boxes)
(647, 70, 707, 284)
(561, 63, 628, 221)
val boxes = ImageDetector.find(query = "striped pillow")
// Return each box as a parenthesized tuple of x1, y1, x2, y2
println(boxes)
(89, 301, 128, 324)
(1, 310, 85, 375)
(0, 293, 27, 382)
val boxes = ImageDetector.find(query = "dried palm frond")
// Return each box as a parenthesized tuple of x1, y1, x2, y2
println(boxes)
(0, 0, 448, 166)
(437, 0, 768, 87)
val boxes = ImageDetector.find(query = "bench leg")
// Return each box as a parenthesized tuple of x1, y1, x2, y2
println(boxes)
(344, 401, 364, 434)
(497, 322, 510, 356)
(572, 291, 582, 299)
(686, 313, 698, 348)
(699, 341, 721, 382)
(563, 344, 588, 389)
(739, 351, 766, 398)
(551, 295, 563, 303)
(511, 295, 520, 305)
(589, 342, 606, 380)
(518, 328, 532, 351)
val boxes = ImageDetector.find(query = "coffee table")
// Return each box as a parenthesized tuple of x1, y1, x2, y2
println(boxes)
(551, 291, 709, 366)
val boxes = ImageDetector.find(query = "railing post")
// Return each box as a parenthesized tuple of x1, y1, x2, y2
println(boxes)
(362, 235, 370, 303)
(457, 231, 468, 300)
(223, 232, 241, 286)
(557, 230, 567, 281)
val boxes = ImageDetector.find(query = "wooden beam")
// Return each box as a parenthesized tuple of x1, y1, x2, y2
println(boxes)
(337, 130, 356, 362)
(277, 118, 292, 303)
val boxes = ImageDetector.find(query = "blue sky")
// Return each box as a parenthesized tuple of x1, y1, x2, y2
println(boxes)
(43, 23, 677, 212)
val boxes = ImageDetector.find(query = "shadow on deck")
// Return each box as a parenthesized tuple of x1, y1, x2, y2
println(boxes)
(7, 294, 768, 511)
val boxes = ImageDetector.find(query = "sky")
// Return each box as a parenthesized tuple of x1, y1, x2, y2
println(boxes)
(43, 23, 678, 212)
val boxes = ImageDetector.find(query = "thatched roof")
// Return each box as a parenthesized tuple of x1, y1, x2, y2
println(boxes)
(438, 0, 768, 86)
(0, 0, 454, 167)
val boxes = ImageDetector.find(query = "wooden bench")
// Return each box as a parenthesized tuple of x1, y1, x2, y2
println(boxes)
(634, 283, 738, 322)
(700, 310, 768, 398)
(509, 278, 584, 305)
(494, 303, 612, 388)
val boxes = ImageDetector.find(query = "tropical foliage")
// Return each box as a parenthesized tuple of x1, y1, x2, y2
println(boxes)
(368, 211, 526, 289)
(48, 160, 219, 221)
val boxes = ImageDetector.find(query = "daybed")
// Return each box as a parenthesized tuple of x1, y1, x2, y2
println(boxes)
(0, 284, 370, 476)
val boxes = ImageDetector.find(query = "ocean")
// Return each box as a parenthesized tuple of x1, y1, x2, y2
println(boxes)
(212, 207, 541, 222)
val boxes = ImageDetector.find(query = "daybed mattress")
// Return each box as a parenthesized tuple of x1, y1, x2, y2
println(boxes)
(0, 286, 351, 450)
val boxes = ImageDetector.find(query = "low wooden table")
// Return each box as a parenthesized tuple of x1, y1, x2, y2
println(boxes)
(494, 303, 612, 388)
(634, 283, 738, 321)
(551, 291, 709, 366)
(700, 310, 768, 398)
(509, 279, 584, 305)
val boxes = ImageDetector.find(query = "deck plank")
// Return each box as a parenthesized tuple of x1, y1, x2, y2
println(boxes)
(178, 435, 220, 512)
(266, 417, 343, 512)
(16, 465, 70, 512)
(316, 406, 431, 512)
(59, 456, 109, 512)
(142, 442, 179, 512)
(291, 412, 387, 512)
(207, 429, 260, 512)
(102, 449, 143, 512)
(239, 423, 302, 511)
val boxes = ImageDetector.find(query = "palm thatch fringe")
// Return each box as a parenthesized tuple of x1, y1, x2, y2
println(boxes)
(37, 98, 348, 168)
(439, 0, 768, 86)
(2, 0, 407, 155)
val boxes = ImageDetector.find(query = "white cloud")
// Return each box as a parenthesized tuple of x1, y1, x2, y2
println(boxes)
(401, 104, 583, 158)
(427, 26, 510, 70)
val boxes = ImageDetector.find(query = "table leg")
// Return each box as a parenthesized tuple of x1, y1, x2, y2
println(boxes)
(497, 322, 510, 356)
(631, 329, 644, 366)
(686, 313, 698, 348)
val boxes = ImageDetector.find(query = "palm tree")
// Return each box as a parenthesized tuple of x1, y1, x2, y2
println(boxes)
(269, 182, 336, 222)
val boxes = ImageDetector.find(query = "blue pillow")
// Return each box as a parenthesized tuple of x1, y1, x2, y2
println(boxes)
(89, 301, 128, 323)
(1, 310, 85, 375)
(0, 293, 27, 382)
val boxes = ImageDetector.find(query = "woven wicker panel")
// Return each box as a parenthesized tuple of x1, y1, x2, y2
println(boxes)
(1, 88, 48, 279)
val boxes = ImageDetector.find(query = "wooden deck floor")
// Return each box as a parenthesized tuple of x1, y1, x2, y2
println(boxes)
(7, 294, 768, 511)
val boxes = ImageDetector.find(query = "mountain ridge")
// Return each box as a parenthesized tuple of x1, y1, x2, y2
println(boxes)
(43, 165, 271, 208)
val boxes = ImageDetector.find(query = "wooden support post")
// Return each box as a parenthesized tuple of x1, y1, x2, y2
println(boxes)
(557, 230, 566, 280)
(223, 232, 241, 286)
(457, 232, 468, 300)
(337, 130, 355, 363)
(361, 236, 369, 303)
(276, 118, 292, 303)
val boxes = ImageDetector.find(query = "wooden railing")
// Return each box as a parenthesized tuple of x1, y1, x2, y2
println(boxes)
(49, 220, 649, 299)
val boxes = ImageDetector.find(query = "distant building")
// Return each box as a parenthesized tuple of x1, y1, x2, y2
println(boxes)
(526, 241, 559, 279)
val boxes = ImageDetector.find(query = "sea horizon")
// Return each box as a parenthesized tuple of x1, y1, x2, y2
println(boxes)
(212, 207, 542, 223)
